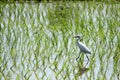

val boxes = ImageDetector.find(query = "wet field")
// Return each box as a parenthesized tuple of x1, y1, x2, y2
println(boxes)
(0, 2, 120, 80)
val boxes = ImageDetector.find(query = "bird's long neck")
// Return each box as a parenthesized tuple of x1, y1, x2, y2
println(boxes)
(76, 38, 80, 44)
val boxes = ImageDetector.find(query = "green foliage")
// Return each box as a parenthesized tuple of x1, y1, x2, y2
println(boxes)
(0, 2, 120, 80)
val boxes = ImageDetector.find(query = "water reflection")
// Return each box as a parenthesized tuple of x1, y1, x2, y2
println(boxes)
(76, 63, 89, 76)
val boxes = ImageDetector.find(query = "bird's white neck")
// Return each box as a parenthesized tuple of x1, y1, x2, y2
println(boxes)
(76, 38, 80, 41)
(76, 38, 80, 43)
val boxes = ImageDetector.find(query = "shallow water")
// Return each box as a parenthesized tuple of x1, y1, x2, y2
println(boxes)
(1, 2, 120, 80)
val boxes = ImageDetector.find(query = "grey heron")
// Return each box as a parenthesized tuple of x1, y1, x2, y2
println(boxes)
(74, 35, 91, 66)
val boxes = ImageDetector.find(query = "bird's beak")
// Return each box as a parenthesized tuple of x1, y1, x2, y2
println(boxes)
(74, 36, 80, 38)
(74, 36, 77, 38)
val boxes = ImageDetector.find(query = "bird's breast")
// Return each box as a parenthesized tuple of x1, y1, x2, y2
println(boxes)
(77, 42, 91, 54)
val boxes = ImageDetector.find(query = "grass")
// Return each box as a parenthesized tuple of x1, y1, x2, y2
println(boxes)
(0, 1, 120, 80)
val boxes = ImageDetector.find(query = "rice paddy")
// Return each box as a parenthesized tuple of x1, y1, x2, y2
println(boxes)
(0, 2, 120, 80)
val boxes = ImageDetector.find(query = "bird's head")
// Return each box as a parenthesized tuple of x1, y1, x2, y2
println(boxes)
(74, 35, 81, 39)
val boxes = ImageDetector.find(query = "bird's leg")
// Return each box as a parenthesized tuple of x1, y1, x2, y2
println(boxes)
(76, 51, 81, 62)
(85, 54, 89, 67)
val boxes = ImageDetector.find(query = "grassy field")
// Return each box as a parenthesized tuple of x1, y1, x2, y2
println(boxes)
(0, 2, 120, 80)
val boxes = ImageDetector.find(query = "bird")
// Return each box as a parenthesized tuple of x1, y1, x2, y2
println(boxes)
(74, 35, 91, 66)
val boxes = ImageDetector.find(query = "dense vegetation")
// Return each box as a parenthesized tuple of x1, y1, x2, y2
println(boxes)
(0, 1, 120, 80)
